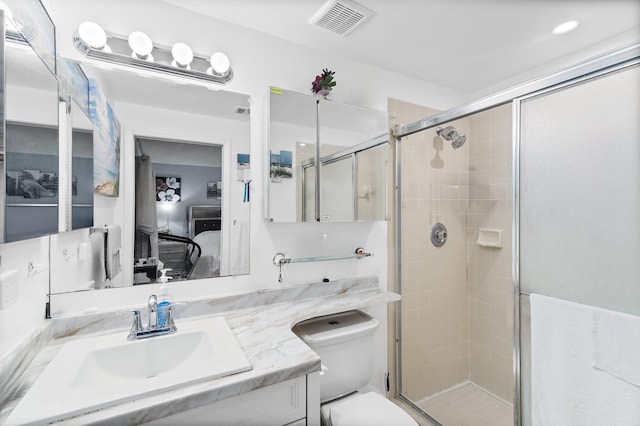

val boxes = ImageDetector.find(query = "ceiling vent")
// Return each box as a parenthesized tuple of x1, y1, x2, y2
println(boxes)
(309, 0, 374, 36)
(233, 106, 250, 115)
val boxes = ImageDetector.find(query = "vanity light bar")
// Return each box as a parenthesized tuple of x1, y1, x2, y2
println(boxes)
(73, 29, 233, 85)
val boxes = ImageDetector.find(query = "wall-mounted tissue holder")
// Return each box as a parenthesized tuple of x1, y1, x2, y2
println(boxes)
(476, 228, 503, 248)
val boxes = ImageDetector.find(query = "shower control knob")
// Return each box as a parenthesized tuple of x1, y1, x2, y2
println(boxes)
(430, 223, 448, 247)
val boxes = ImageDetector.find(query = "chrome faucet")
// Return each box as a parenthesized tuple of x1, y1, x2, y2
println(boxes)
(148, 294, 158, 329)
(121, 295, 182, 340)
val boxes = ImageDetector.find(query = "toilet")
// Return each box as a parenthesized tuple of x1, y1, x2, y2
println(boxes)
(293, 310, 418, 426)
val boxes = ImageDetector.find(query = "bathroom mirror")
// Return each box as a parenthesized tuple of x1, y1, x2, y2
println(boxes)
(267, 87, 389, 222)
(2, 38, 59, 242)
(70, 100, 94, 229)
(74, 62, 250, 287)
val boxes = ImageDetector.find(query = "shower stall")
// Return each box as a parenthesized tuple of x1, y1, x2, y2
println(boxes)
(390, 44, 639, 426)
(390, 102, 514, 426)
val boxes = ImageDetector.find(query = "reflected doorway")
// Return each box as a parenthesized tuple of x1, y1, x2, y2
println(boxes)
(133, 137, 222, 283)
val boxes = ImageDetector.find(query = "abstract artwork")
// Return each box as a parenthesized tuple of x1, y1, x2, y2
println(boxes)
(156, 176, 181, 202)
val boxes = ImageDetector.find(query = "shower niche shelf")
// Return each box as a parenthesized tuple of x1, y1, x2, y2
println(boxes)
(476, 228, 503, 248)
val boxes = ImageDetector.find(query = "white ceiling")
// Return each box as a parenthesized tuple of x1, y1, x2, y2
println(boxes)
(161, 0, 640, 97)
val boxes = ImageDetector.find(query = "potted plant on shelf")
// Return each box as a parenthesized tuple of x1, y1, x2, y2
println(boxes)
(311, 68, 336, 98)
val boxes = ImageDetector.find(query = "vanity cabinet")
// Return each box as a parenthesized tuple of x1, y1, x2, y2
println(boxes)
(144, 375, 309, 426)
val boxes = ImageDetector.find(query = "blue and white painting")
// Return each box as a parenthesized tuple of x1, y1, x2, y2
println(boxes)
(89, 79, 121, 197)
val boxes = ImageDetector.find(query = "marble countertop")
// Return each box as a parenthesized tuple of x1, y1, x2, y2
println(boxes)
(1, 276, 399, 425)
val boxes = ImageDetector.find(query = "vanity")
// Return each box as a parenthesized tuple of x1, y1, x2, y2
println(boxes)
(1, 276, 399, 425)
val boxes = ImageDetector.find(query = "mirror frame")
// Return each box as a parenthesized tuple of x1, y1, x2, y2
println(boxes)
(1, 11, 6, 243)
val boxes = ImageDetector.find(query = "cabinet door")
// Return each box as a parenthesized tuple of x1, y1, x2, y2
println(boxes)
(144, 376, 306, 426)
(266, 87, 389, 222)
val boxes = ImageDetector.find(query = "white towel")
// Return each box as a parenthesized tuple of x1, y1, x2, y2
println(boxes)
(105, 224, 122, 280)
(593, 307, 640, 387)
(90, 231, 107, 285)
(231, 221, 249, 275)
(530, 294, 640, 425)
(135, 156, 158, 234)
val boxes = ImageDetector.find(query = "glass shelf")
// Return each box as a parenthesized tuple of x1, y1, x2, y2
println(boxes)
(272, 247, 372, 267)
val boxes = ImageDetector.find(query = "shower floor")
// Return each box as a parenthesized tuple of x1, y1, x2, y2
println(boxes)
(416, 382, 512, 426)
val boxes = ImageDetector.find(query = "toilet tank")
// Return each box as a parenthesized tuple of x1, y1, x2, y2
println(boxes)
(293, 310, 379, 403)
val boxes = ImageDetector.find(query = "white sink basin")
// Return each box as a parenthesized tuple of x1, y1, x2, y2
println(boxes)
(8, 316, 252, 425)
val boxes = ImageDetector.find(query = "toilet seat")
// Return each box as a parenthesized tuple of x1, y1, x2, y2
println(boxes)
(325, 391, 417, 426)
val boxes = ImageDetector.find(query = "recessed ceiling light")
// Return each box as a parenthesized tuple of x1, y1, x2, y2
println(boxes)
(552, 20, 579, 35)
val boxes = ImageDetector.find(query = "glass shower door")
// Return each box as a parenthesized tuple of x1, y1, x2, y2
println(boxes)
(394, 101, 514, 426)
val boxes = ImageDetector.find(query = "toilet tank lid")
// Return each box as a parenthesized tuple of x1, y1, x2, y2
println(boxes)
(293, 310, 379, 347)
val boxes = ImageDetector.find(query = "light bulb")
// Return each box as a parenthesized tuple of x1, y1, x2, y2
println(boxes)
(78, 21, 107, 50)
(207, 52, 230, 76)
(552, 20, 579, 35)
(128, 31, 153, 61)
(171, 42, 193, 68)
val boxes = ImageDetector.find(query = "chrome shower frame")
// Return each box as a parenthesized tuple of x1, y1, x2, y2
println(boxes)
(392, 43, 640, 426)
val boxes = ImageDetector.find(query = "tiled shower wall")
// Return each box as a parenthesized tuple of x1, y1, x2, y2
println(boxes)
(389, 98, 513, 404)
(468, 105, 513, 402)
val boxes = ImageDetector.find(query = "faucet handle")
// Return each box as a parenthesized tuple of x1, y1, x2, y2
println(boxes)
(148, 294, 158, 329)
(165, 302, 186, 331)
(118, 309, 144, 340)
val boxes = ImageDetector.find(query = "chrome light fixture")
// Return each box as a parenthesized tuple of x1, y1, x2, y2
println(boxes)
(73, 21, 233, 85)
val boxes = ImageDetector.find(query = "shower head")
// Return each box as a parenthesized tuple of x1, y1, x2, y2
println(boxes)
(451, 133, 466, 149)
(436, 126, 467, 150)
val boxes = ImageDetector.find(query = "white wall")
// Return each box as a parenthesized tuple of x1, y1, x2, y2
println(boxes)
(0, 237, 49, 358)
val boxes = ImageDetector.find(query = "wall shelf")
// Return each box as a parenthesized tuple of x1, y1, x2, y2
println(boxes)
(273, 247, 372, 266)
(272, 248, 373, 283)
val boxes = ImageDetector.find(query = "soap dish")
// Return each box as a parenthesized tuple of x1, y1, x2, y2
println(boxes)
(476, 228, 503, 248)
